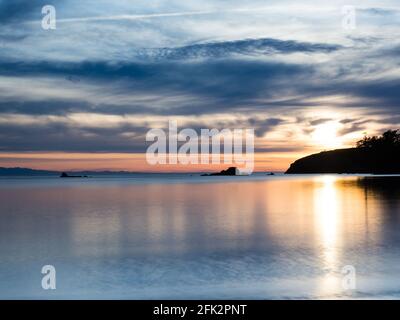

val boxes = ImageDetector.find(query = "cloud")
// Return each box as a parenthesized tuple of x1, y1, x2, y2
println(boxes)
(343, 79, 400, 111)
(359, 7, 400, 16)
(0, 1, 399, 157)
(0, 117, 150, 152)
(337, 119, 370, 136)
(0, 58, 315, 117)
(0, 0, 51, 25)
(309, 118, 333, 126)
(247, 117, 285, 137)
(135, 38, 342, 60)
(0, 113, 288, 152)
(1, 53, 400, 120)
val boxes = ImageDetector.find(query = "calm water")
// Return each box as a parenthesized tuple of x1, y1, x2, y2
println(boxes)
(1, 174, 400, 299)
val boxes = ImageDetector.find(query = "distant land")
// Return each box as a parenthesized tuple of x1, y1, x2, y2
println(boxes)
(0, 167, 141, 176)
(0, 167, 58, 176)
(286, 130, 400, 174)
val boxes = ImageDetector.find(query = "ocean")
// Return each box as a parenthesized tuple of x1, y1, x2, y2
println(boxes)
(1, 173, 400, 299)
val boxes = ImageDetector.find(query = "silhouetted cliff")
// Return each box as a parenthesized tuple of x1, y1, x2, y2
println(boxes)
(286, 130, 400, 174)
(286, 147, 400, 174)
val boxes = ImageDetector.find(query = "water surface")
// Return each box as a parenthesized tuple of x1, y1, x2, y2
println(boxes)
(1, 174, 400, 299)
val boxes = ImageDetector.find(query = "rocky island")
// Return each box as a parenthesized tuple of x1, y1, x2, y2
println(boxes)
(286, 130, 400, 174)
(201, 167, 239, 176)
(60, 172, 88, 178)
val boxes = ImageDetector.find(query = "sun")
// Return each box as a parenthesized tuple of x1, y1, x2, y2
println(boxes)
(311, 122, 342, 149)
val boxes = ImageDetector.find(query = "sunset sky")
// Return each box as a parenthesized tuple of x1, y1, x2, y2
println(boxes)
(0, 0, 399, 172)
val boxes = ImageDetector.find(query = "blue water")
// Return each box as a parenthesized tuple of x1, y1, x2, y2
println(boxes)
(1, 174, 400, 299)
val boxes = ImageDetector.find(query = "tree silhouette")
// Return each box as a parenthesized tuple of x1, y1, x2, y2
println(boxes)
(357, 130, 400, 149)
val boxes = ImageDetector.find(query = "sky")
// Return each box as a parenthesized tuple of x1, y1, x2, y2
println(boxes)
(0, 0, 399, 172)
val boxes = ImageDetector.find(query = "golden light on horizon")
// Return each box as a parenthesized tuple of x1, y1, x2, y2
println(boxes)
(0, 152, 298, 172)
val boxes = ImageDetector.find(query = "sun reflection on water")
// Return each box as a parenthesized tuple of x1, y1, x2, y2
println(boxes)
(314, 175, 342, 296)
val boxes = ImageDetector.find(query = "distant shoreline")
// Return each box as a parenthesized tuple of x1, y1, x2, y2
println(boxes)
(3, 165, 400, 177)
(0, 167, 283, 177)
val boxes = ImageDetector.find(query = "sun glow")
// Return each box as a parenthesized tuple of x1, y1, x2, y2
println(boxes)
(311, 122, 342, 149)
